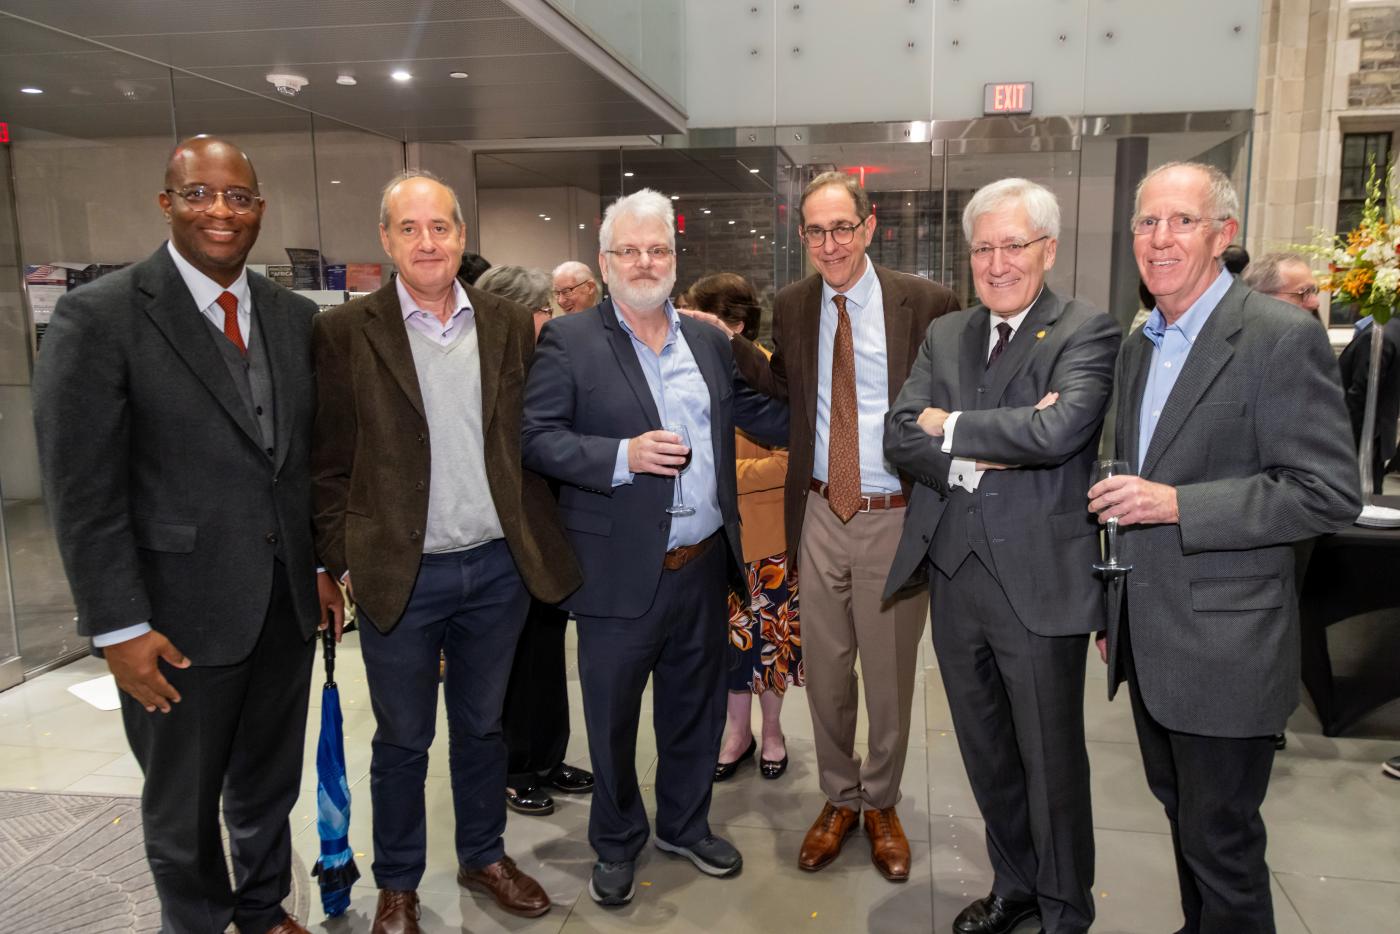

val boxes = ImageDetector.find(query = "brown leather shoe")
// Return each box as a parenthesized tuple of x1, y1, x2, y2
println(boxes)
(263, 917, 310, 934)
(457, 854, 551, 918)
(864, 806, 911, 882)
(798, 802, 860, 871)
(371, 889, 421, 934)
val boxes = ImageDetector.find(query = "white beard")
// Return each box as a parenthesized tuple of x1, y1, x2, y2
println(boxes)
(608, 269, 675, 311)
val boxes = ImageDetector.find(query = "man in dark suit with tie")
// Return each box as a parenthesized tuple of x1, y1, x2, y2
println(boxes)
(312, 171, 580, 933)
(521, 189, 787, 908)
(713, 171, 958, 880)
(33, 136, 341, 934)
(883, 179, 1120, 934)
(1090, 162, 1361, 932)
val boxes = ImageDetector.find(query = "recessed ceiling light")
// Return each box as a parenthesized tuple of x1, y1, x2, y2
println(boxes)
(336, 75, 357, 86)
(578, 223, 585, 229)
(448, 71, 469, 79)
(20, 87, 42, 94)
(538, 213, 546, 218)
(623, 171, 634, 178)
(760, 235, 766, 240)
(330, 180, 341, 184)
(749, 229, 756, 234)
(670, 195, 679, 200)
(702, 209, 711, 214)
(728, 220, 735, 225)
(391, 70, 412, 82)
(544, 216, 551, 221)
(749, 168, 760, 174)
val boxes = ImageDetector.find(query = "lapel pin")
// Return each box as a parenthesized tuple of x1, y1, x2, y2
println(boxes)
(1035, 328, 1047, 340)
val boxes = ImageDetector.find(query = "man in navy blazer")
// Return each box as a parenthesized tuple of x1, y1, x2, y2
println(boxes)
(522, 189, 786, 908)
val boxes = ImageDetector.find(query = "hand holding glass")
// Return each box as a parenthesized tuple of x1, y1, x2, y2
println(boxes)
(665, 424, 695, 517)
(1092, 460, 1133, 575)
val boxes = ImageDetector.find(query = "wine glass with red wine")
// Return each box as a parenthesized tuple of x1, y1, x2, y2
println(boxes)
(665, 423, 696, 517)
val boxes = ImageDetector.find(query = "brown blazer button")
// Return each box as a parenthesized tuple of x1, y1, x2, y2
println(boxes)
(417, 433, 426, 443)
(410, 530, 421, 541)
(415, 480, 426, 490)
(265, 532, 279, 544)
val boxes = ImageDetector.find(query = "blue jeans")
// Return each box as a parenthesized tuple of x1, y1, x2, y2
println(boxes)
(359, 540, 529, 890)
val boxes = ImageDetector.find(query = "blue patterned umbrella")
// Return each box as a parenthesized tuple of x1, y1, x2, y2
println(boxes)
(311, 627, 360, 917)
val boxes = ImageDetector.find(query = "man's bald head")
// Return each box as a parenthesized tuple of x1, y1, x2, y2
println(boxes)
(551, 260, 599, 313)
(164, 136, 259, 191)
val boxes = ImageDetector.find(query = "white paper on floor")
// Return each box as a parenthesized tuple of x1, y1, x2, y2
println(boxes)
(67, 674, 121, 711)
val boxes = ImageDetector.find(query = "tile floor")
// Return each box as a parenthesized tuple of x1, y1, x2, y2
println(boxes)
(1, 625, 1397, 933)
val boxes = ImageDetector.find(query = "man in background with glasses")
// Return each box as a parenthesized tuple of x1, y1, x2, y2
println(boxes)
(1240, 251, 1323, 320)
(34, 136, 343, 934)
(551, 260, 600, 314)
(708, 171, 958, 882)
(522, 189, 786, 908)
(883, 178, 1120, 934)
(1089, 162, 1360, 932)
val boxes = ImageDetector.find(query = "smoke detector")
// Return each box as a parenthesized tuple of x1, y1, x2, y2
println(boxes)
(265, 73, 309, 97)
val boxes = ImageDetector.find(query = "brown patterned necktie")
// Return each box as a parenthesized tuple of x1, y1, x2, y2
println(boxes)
(216, 290, 246, 355)
(827, 293, 862, 522)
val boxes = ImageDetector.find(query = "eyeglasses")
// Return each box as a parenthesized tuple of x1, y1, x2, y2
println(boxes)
(1271, 284, 1320, 300)
(1131, 214, 1228, 236)
(552, 280, 592, 299)
(604, 246, 675, 263)
(969, 235, 1049, 262)
(800, 221, 867, 247)
(165, 185, 262, 214)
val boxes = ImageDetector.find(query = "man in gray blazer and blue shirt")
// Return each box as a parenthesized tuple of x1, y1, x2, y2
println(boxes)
(1089, 162, 1361, 933)
(884, 179, 1121, 934)
(33, 137, 341, 934)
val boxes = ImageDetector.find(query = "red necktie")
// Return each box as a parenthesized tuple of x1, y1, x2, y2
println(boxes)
(986, 320, 1012, 369)
(827, 294, 862, 522)
(216, 291, 246, 355)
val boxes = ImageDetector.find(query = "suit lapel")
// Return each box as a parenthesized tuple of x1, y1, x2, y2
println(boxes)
(797, 276, 822, 434)
(468, 285, 508, 433)
(981, 290, 1059, 406)
(250, 274, 297, 471)
(1117, 332, 1152, 468)
(362, 280, 426, 419)
(958, 310, 989, 411)
(680, 315, 726, 464)
(1139, 284, 1244, 476)
(875, 266, 912, 406)
(137, 248, 263, 450)
(599, 300, 663, 428)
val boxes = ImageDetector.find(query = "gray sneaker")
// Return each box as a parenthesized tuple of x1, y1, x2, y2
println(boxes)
(653, 834, 743, 877)
(588, 860, 635, 906)
(1384, 755, 1400, 780)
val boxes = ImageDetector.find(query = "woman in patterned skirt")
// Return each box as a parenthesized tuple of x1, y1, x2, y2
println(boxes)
(679, 273, 803, 780)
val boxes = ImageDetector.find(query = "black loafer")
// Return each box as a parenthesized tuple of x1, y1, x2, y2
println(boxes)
(953, 892, 1040, 934)
(1272, 733, 1287, 751)
(713, 737, 756, 782)
(506, 785, 555, 816)
(545, 763, 594, 794)
(759, 754, 788, 780)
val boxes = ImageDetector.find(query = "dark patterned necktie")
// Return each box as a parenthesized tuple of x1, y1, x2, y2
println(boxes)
(986, 320, 1012, 369)
(216, 291, 246, 355)
(827, 294, 862, 522)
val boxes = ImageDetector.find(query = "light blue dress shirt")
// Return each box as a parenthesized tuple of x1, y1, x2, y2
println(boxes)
(1137, 267, 1234, 472)
(609, 302, 724, 549)
(397, 276, 473, 345)
(814, 259, 902, 493)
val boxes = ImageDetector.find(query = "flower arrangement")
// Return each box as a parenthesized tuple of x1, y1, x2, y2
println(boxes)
(1301, 164, 1395, 327)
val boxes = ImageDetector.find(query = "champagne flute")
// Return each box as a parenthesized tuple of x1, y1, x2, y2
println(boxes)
(665, 423, 696, 517)
(1092, 459, 1134, 575)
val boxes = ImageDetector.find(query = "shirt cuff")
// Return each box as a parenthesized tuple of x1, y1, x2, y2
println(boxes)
(92, 622, 152, 648)
(940, 411, 962, 454)
(947, 457, 986, 493)
(612, 439, 636, 487)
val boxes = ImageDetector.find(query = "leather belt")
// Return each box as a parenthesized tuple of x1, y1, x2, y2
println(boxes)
(808, 478, 907, 511)
(663, 532, 718, 571)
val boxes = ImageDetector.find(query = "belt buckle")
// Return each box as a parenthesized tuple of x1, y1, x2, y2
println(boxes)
(858, 494, 872, 513)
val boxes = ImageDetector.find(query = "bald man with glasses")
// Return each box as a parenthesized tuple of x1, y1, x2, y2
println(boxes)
(552, 260, 600, 314)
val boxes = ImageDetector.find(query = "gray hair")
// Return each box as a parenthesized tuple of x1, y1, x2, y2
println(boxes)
(379, 169, 464, 228)
(1241, 252, 1311, 293)
(961, 177, 1061, 242)
(475, 265, 551, 310)
(599, 188, 675, 252)
(552, 260, 597, 288)
(1134, 161, 1239, 224)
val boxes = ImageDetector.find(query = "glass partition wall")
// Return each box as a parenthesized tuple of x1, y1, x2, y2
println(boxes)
(0, 15, 405, 678)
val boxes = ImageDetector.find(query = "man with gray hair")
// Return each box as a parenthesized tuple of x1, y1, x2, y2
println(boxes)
(1240, 251, 1321, 318)
(314, 170, 580, 933)
(552, 259, 600, 314)
(1090, 162, 1360, 931)
(522, 188, 787, 907)
(884, 177, 1120, 934)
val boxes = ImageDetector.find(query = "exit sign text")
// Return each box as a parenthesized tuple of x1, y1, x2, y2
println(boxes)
(983, 82, 1033, 115)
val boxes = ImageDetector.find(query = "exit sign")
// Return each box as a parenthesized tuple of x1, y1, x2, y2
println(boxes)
(0, 122, 8, 144)
(983, 82, 1033, 115)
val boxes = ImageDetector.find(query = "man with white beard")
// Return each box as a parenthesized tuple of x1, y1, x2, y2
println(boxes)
(522, 189, 788, 907)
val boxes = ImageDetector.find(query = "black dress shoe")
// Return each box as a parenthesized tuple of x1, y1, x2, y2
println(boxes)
(759, 754, 788, 779)
(953, 892, 1040, 934)
(545, 763, 594, 794)
(1273, 733, 1287, 751)
(713, 737, 756, 782)
(506, 785, 555, 816)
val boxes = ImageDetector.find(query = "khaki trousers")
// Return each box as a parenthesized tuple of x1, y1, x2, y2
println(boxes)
(799, 495, 927, 810)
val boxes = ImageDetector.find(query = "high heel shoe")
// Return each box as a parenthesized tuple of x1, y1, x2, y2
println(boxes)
(759, 752, 788, 780)
(712, 737, 756, 782)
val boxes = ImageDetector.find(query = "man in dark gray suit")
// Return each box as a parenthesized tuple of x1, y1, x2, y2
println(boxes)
(33, 137, 342, 934)
(521, 189, 786, 908)
(884, 178, 1121, 934)
(1090, 162, 1361, 933)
